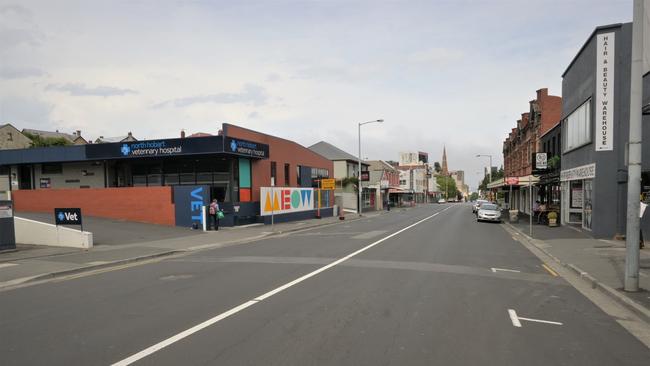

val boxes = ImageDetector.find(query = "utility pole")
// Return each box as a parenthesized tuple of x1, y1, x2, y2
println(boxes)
(625, 0, 643, 292)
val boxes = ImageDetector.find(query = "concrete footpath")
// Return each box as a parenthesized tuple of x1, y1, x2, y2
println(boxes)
(0, 210, 391, 290)
(504, 214, 650, 323)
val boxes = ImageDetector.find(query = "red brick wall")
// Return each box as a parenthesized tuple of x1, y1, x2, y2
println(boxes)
(503, 88, 562, 178)
(13, 187, 175, 226)
(224, 124, 334, 205)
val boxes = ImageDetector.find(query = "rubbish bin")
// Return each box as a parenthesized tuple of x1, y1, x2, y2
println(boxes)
(509, 210, 519, 223)
(0, 200, 16, 250)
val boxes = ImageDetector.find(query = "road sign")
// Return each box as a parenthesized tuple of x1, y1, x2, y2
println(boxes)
(532, 153, 548, 174)
(360, 171, 370, 181)
(54, 208, 83, 226)
(321, 178, 336, 190)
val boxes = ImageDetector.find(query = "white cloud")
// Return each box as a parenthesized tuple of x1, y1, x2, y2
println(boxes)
(152, 84, 268, 109)
(44, 83, 138, 97)
(0, 66, 45, 79)
(407, 47, 463, 66)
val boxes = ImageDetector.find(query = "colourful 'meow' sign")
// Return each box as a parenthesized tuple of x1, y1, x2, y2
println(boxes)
(260, 187, 314, 216)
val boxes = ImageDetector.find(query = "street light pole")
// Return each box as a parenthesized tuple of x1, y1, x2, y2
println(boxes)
(476, 154, 493, 200)
(358, 119, 384, 216)
(625, 0, 643, 292)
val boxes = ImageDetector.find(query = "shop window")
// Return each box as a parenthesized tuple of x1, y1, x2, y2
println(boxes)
(563, 99, 591, 152)
(41, 163, 62, 174)
(284, 163, 290, 186)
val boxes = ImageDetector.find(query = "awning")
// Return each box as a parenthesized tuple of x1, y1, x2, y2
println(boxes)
(388, 188, 411, 194)
(487, 175, 539, 189)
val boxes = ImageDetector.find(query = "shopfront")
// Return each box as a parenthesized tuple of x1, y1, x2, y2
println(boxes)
(560, 163, 595, 230)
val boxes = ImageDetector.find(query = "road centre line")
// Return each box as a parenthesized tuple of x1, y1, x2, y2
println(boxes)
(541, 263, 559, 277)
(111, 206, 453, 366)
(0, 263, 18, 269)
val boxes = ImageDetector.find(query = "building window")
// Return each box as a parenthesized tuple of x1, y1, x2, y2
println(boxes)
(270, 161, 277, 185)
(284, 163, 290, 186)
(563, 99, 591, 152)
(311, 168, 329, 179)
(7, 132, 13, 141)
(41, 163, 63, 174)
(552, 136, 556, 156)
(296, 165, 302, 185)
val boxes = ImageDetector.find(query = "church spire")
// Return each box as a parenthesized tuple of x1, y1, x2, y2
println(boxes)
(442, 146, 449, 175)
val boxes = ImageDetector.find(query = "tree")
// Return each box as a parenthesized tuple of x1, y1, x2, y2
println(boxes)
(469, 192, 479, 201)
(23, 132, 71, 148)
(433, 162, 442, 173)
(436, 175, 458, 200)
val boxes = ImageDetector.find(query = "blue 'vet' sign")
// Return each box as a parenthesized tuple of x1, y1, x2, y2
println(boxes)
(54, 208, 83, 226)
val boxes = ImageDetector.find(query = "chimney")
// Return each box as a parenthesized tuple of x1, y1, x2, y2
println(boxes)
(127, 131, 132, 138)
(76, 130, 81, 137)
(181, 129, 186, 138)
(537, 88, 548, 100)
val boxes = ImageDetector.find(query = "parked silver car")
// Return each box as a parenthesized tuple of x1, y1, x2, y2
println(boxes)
(477, 203, 502, 222)
(472, 199, 488, 214)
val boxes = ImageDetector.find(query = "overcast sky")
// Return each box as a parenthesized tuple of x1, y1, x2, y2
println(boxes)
(0, 0, 632, 190)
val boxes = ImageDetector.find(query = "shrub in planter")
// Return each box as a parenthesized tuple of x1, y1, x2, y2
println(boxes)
(547, 211, 558, 227)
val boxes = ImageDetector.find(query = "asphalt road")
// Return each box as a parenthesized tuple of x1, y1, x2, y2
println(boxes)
(1, 204, 649, 365)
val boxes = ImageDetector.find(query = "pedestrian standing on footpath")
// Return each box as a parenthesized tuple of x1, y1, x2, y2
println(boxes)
(209, 199, 220, 231)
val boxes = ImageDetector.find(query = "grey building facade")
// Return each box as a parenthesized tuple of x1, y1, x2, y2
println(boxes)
(560, 22, 650, 238)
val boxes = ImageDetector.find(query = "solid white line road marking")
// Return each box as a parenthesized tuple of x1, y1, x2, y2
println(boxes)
(0, 263, 18, 269)
(491, 267, 521, 273)
(111, 206, 453, 366)
(508, 309, 563, 328)
(518, 317, 563, 326)
(508, 309, 522, 327)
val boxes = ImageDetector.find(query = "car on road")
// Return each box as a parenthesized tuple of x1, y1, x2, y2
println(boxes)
(472, 199, 488, 214)
(437, 198, 446, 204)
(476, 203, 502, 222)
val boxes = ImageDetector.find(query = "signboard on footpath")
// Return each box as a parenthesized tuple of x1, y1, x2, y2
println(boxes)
(596, 32, 615, 151)
(54, 208, 83, 226)
(260, 187, 314, 216)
